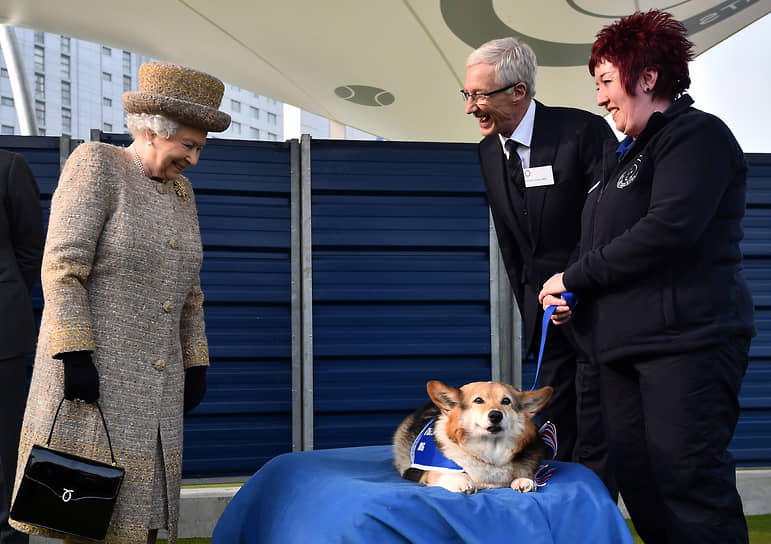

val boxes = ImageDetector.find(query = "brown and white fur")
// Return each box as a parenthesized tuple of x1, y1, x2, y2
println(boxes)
(393, 380, 552, 494)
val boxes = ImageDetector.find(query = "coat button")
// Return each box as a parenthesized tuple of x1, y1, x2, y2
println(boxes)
(163, 301, 174, 313)
(156, 182, 167, 194)
(153, 360, 165, 371)
(522, 209, 528, 215)
(169, 238, 179, 249)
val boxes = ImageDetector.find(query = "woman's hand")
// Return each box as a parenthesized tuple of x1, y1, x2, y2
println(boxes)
(539, 273, 572, 325)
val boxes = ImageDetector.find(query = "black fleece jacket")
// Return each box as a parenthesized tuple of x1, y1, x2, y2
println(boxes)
(563, 95, 755, 364)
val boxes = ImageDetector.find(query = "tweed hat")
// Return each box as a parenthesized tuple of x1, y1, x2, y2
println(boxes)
(123, 62, 231, 132)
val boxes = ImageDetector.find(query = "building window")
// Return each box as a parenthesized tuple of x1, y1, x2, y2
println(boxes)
(122, 51, 131, 72)
(38, 128, 45, 136)
(34, 31, 45, 44)
(0, 68, 7, 78)
(35, 73, 45, 99)
(35, 101, 46, 127)
(62, 108, 71, 133)
(61, 55, 71, 79)
(103, 97, 112, 107)
(33, 46, 45, 72)
(60, 36, 70, 54)
(1, 125, 14, 135)
(267, 132, 278, 141)
(1, 96, 14, 107)
(267, 112, 277, 125)
(250, 106, 259, 119)
(61, 81, 71, 106)
(231, 121, 241, 135)
(123, 75, 132, 92)
(249, 127, 259, 139)
(103, 123, 112, 132)
(102, 46, 112, 56)
(231, 99, 241, 113)
(102, 72, 112, 82)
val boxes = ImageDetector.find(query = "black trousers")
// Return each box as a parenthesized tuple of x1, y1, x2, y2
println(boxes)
(535, 321, 617, 499)
(600, 337, 750, 544)
(0, 355, 29, 544)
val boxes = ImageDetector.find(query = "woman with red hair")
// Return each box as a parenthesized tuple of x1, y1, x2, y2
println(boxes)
(539, 10, 754, 544)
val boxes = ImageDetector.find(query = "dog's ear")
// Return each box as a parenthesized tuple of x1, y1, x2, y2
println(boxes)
(426, 381, 461, 413)
(519, 386, 553, 417)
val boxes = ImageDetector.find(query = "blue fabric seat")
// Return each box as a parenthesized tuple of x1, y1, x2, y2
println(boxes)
(213, 445, 634, 543)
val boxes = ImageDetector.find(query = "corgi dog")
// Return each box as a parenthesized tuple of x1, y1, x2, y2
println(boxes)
(393, 380, 553, 494)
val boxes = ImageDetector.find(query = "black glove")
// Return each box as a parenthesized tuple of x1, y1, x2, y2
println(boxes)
(60, 351, 100, 403)
(184, 366, 207, 414)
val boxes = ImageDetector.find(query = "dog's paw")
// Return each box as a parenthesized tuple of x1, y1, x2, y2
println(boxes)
(511, 477, 536, 493)
(432, 472, 477, 494)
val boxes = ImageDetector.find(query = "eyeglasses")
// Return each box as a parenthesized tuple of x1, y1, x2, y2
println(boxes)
(460, 82, 520, 103)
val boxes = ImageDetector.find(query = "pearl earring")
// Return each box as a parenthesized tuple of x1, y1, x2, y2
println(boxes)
(147, 141, 152, 146)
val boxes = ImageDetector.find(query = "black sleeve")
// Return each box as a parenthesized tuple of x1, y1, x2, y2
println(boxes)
(7, 153, 44, 293)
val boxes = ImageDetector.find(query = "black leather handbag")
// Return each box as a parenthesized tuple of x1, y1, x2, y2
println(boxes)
(11, 398, 125, 542)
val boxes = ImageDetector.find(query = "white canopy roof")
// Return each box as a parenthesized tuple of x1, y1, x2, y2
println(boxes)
(1, 0, 767, 142)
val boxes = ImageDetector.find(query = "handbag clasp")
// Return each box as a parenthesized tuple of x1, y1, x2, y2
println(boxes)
(62, 488, 73, 502)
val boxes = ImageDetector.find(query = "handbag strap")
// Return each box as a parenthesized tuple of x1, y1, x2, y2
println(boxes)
(46, 398, 119, 466)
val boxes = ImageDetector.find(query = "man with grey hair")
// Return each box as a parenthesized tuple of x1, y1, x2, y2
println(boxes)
(463, 37, 616, 496)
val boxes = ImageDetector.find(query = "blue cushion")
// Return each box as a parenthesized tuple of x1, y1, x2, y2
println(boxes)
(213, 445, 634, 543)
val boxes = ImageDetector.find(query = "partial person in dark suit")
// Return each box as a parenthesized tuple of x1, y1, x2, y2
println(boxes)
(462, 37, 616, 496)
(0, 149, 44, 544)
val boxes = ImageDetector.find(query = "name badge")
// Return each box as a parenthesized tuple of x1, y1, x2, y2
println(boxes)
(523, 165, 555, 188)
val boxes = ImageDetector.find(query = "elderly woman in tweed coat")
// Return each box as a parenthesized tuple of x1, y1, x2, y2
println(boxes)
(10, 63, 230, 544)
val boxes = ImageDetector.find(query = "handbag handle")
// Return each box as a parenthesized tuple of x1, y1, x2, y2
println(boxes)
(46, 398, 119, 466)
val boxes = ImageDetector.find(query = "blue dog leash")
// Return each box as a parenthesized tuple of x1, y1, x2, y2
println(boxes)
(531, 292, 576, 391)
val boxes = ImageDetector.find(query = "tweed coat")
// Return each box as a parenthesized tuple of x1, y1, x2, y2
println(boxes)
(10, 141, 209, 544)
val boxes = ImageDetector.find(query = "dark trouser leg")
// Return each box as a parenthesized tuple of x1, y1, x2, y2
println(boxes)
(535, 324, 577, 464)
(574, 354, 617, 500)
(603, 338, 750, 544)
(537, 324, 616, 497)
(600, 360, 669, 543)
(0, 355, 29, 544)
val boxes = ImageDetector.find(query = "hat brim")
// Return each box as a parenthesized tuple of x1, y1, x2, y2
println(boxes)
(123, 91, 231, 133)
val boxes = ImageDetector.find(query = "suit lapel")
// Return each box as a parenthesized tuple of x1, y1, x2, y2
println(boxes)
(526, 102, 558, 246)
(480, 136, 516, 226)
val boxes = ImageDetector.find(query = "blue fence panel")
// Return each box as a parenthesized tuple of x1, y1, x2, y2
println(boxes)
(309, 140, 491, 449)
(735, 154, 771, 466)
(9, 134, 770, 477)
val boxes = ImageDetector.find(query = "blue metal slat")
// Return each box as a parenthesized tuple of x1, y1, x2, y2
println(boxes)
(309, 139, 492, 449)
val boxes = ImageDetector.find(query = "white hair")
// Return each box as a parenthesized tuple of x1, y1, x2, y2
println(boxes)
(126, 113, 180, 140)
(466, 37, 537, 98)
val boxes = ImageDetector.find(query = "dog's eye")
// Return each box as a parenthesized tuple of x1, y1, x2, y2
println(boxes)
(501, 397, 511, 405)
(473, 397, 484, 404)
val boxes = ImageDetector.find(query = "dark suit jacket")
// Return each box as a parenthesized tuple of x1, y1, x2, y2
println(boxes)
(0, 149, 44, 360)
(478, 101, 614, 355)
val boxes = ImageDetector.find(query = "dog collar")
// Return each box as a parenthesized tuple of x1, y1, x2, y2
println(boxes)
(409, 418, 464, 473)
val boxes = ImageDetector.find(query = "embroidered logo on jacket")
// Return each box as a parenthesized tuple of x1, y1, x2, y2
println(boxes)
(617, 154, 644, 189)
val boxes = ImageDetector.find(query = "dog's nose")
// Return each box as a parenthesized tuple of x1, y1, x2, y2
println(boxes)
(488, 410, 503, 424)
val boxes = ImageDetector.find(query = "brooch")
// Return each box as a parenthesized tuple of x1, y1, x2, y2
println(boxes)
(173, 180, 189, 201)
